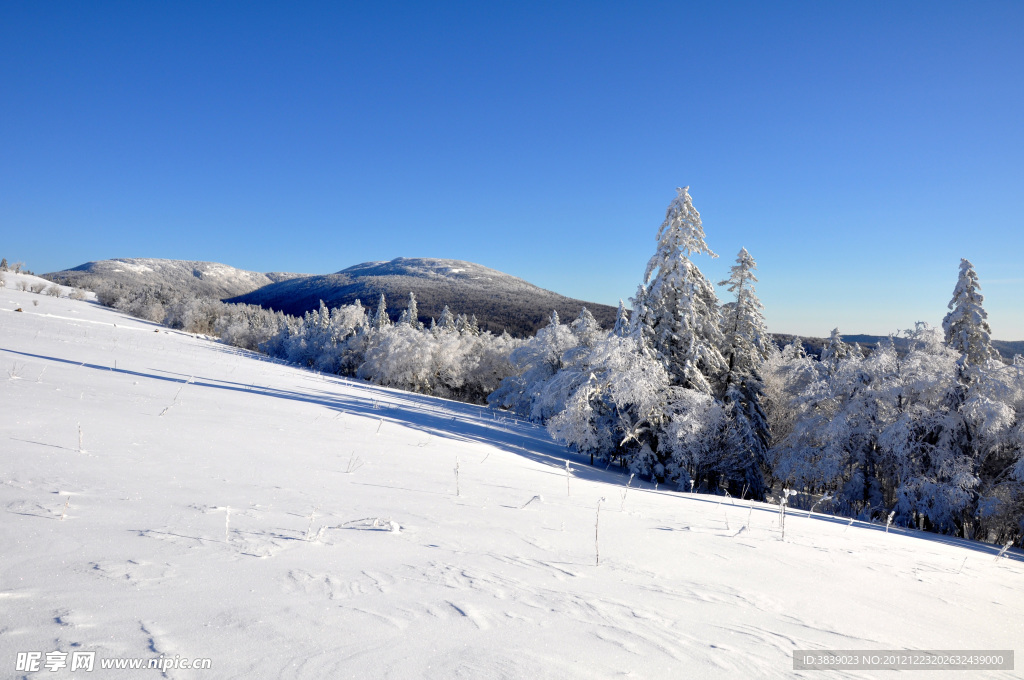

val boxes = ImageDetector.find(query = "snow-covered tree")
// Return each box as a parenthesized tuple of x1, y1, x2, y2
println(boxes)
(761, 340, 818, 457)
(613, 300, 629, 337)
(569, 307, 604, 349)
(875, 325, 978, 533)
(943, 258, 996, 370)
(438, 305, 456, 332)
(716, 248, 772, 498)
(656, 389, 731, 489)
(719, 248, 769, 379)
(820, 328, 852, 375)
(960, 351, 1024, 542)
(547, 333, 670, 467)
(359, 324, 434, 393)
(630, 186, 726, 393)
(768, 322, 991, 534)
(488, 310, 578, 420)
(398, 291, 422, 329)
(458, 331, 521, 404)
(371, 293, 391, 329)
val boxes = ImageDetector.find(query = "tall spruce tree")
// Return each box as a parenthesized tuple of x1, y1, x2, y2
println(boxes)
(371, 293, 391, 329)
(398, 291, 422, 329)
(943, 258, 995, 370)
(718, 248, 769, 382)
(613, 300, 630, 338)
(717, 248, 771, 499)
(438, 305, 456, 332)
(630, 186, 726, 393)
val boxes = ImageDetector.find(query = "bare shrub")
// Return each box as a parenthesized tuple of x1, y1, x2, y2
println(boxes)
(29, 282, 47, 294)
(45, 285, 63, 297)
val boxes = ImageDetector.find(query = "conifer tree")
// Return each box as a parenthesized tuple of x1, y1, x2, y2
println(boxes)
(717, 248, 771, 499)
(613, 300, 629, 337)
(631, 187, 726, 393)
(438, 305, 456, 332)
(569, 307, 603, 347)
(718, 248, 769, 382)
(371, 293, 391, 329)
(783, 337, 806, 359)
(398, 291, 422, 329)
(821, 328, 851, 375)
(943, 258, 995, 369)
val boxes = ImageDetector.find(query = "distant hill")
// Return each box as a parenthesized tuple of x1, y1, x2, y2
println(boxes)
(771, 333, 1023, 363)
(992, 340, 1024, 360)
(228, 257, 618, 337)
(44, 258, 308, 300)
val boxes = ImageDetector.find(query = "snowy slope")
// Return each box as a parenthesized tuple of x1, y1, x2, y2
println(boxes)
(1, 287, 1022, 679)
(0, 271, 96, 302)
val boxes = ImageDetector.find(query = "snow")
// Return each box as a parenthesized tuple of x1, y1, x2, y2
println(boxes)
(109, 260, 155, 274)
(1, 287, 1022, 679)
(0, 271, 96, 301)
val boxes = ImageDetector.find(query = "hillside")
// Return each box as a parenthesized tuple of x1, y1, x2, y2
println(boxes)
(2, 279, 1021, 678)
(228, 257, 618, 336)
(44, 258, 308, 300)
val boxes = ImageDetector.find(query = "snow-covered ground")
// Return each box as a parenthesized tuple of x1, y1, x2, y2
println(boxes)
(0, 271, 95, 302)
(1, 283, 1021, 679)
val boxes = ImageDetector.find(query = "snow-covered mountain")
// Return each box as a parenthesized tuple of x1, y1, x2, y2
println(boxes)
(44, 258, 307, 300)
(228, 257, 618, 336)
(43, 257, 617, 337)
(2, 279, 1021, 678)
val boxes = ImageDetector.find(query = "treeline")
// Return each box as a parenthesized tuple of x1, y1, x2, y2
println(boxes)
(0, 257, 34, 275)
(92, 280, 523, 405)
(81, 187, 1023, 544)
(94, 282, 290, 352)
(765, 324, 1023, 542)
(263, 294, 522, 404)
(490, 188, 1023, 545)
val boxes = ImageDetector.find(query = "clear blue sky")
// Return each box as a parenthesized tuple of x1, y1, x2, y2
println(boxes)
(2, 1, 1022, 339)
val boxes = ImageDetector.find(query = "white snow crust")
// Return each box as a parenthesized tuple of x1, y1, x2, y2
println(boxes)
(1, 286, 1021, 679)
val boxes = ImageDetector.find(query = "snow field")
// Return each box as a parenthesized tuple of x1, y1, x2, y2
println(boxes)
(1, 287, 1022, 679)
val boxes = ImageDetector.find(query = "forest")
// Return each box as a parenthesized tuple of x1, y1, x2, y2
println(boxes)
(54, 188, 1024, 545)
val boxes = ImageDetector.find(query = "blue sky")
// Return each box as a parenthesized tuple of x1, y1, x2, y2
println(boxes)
(2, 1, 1022, 339)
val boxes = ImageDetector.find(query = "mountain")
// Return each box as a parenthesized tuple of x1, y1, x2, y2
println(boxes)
(227, 257, 618, 337)
(44, 258, 308, 300)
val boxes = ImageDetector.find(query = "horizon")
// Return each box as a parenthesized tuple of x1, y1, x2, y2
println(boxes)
(3, 2, 1022, 339)
(36, 253, 1022, 343)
